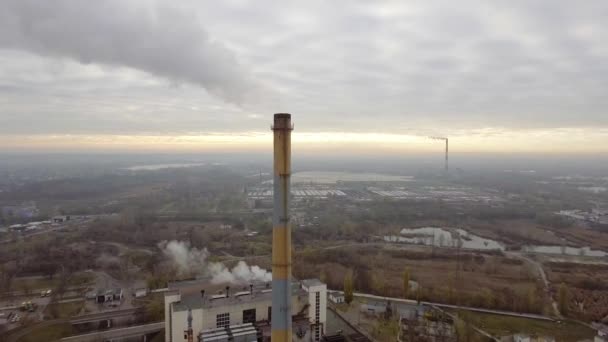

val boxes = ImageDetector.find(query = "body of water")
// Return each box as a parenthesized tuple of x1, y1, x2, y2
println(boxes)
(124, 163, 206, 171)
(383, 227, 607, 258)
(384, 227, 505, 251)
(522, 245, 607, 257)
(291, 171, 413, 184)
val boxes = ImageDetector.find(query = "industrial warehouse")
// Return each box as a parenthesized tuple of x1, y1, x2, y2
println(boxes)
(164, 278, 327, 342)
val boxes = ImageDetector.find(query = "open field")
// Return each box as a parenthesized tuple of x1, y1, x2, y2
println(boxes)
(295, 244, 544, 314)
(15, 322, 73, 342)
(454, 311, 595, 342)
(43, 301, 85, 319)
(11, 273, 94, 293)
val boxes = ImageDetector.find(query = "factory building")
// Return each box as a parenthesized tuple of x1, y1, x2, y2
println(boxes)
(164, 278, 327, 342)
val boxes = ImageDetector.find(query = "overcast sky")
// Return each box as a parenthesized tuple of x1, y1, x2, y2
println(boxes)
(1, 0, 607, 153)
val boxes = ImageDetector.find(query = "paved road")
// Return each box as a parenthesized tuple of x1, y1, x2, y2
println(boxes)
(3, 319, 67, 342)
(508, 252, 562, 318)
(0, 215, 115, 244)
(428, 304, 499, 342)
(60, 322, 163, 342)
(0, 226, 64, 244)
(70, 308, 139, 324)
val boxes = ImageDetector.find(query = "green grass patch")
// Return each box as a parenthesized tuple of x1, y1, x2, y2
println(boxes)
(12, 272, 94, 294)
(459, 311, 595, 342)
(67, 272, 94, 287)
(16, 322, 74, 342)
(13, 277, 59, 293)
(43, 301, 85, 319)
(334, 303, 350, 313)
(372, 318, 400, 342)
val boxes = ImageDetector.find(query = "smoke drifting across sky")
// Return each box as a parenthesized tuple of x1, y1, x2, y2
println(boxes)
(0, 0, 253, 104)
(159, 240, 272, 285)
(0, 1, 607, 153)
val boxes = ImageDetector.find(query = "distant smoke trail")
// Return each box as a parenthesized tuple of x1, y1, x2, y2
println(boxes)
(160, 240, 211, 276)
(0, 0, 253, 103)
(159, 240, 271, 284)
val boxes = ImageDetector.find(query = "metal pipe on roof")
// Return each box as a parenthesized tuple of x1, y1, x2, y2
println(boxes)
(271, 113, 293, 342)
(186, 308, 193, 342)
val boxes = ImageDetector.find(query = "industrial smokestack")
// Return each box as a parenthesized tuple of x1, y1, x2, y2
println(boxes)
(445, 138, 449, 173)
(271, 113, 293, 342)
(430, 136, 449, 173)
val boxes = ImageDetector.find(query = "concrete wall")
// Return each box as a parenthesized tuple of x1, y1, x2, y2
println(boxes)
(303, 283, 327, 341)
(202, 299, 271, 330)
(164, 293, 180, 342)
(169, 309, 205, 342)
(170, 310, 188, 342)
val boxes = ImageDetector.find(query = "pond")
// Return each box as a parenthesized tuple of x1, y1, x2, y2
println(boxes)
(522, 245, 607, 257)
(384, 227, 505, 251)
(291, 171, 413, 184)
(124, 163, 206, 171)
(382, 227, 608, 258)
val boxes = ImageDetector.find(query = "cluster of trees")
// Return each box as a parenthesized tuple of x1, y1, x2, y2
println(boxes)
(547, 262, 608, 320)
(0, 235, 95, 291)
(336, 267, 544, 316)
(298, 246, 545, 314)
(413, 284, 543, 314)
(561, 283, 608, 321)
(558, 283, 569, 315)
(535, 213, 574, 229)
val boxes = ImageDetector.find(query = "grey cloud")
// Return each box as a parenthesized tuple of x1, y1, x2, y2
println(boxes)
(0, 0, 253, 104)
(0, 0, 607, 136)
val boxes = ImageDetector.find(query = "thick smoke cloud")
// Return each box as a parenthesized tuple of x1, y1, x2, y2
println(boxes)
(0, 0, 252, 103)
(159, 240, 272, 285)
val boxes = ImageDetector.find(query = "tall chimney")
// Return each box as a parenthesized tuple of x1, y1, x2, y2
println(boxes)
(271, 113, 293, 342)
(445, 138, 449, 173)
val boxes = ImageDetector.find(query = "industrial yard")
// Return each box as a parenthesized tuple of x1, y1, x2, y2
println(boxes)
(247, 175, 504, 204)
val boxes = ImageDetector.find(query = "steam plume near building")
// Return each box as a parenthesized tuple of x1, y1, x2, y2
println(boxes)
(0, 0, 253, 104)
(159, 240, 271, 284)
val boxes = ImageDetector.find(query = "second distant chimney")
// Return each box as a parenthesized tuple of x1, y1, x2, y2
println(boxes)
(225, 286, 230, 298)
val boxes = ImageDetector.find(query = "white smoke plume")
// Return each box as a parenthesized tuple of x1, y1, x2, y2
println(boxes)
(209, 261, 272, 285)
(160, 240, 210, 276)
(159, 240, 271, 284)
(0, 0, 253, 103)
